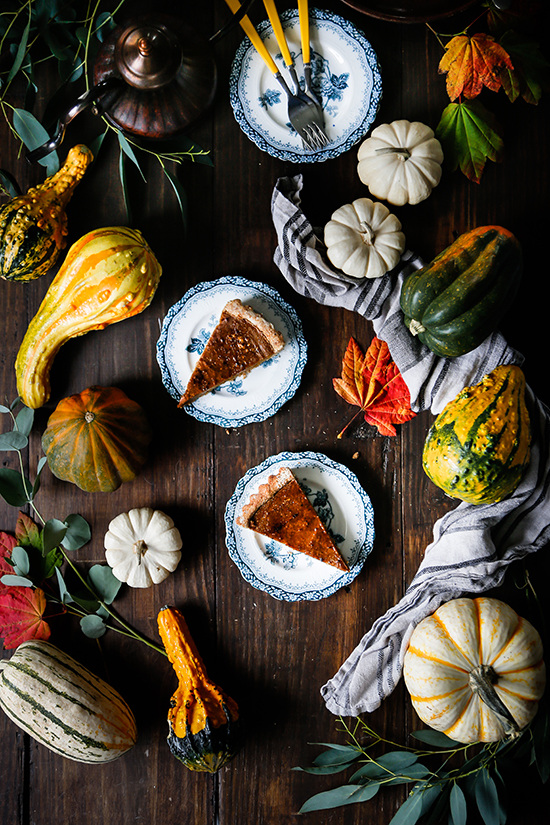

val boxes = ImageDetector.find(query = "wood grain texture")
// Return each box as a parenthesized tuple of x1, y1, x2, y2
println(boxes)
(1, 1, 549, 824)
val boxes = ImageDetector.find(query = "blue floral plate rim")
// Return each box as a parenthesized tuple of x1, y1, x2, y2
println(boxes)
(156, 277, 307, 427)
(224, 451, 375, 601)
(229, 7, 382, 164)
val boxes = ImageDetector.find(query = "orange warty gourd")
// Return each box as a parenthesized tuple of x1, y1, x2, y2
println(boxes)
(41, 386, 152, 493)
(15, 226, 162, 408)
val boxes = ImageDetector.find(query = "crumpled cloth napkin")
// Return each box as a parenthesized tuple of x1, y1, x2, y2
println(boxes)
(271, 174, 550, 716)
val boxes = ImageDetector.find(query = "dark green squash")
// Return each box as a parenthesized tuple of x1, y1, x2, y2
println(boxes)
(422, 364, 531, 505)
(157, 606, 241, 772)
(400, 226, 522, 357)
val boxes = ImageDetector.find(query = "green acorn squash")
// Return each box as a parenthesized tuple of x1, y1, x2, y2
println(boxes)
(422, 364, 531, 505)
(400, 226, 522, 357)
(0, 145, 93, 282)
(157, 605, 241, 772)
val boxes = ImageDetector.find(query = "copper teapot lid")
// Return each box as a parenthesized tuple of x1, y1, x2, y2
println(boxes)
(115, 21, 182, 89)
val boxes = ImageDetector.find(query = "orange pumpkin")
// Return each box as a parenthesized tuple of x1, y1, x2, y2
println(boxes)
(41, 386, 152, 493)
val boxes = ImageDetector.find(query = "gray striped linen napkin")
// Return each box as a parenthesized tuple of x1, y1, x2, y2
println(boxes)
(271, 174, 550, 716)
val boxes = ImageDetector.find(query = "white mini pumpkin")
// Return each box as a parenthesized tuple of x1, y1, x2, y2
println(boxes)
(403, 597, 546, 744)
(357, 120, 444, 206)
(324, 198, 405, 279)
(104, 507, 183, 588)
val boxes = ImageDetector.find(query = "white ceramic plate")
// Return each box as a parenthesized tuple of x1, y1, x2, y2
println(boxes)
(156, 277, 307, 427)
(224, 451, 375, 601)
(229, 7, 382, 163)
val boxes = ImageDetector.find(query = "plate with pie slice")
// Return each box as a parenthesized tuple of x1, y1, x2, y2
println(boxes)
(156, 277, 307, 427)
(224, 451, 375, 601)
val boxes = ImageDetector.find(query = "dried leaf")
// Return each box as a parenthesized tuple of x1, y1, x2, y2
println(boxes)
(333, 337, 415, 438)
(435, 99, 504, 183)
(439, 33, 514, 101)
(0, 586, 51, 648)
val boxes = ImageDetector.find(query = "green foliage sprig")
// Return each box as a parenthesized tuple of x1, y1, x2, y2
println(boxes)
(0, 396, 166, 654)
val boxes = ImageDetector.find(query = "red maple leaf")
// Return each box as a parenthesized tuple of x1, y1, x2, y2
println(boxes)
(0, 586, 51, 649)
(439, 33, 514, 100)
(333, 337, 416, 438)
(0, 531, 17, 584)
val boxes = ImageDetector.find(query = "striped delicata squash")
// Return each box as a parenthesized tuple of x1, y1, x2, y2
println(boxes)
(0, 145, 93, 281)
(15, 225, 162, 408)
(0, 640, 137, 762)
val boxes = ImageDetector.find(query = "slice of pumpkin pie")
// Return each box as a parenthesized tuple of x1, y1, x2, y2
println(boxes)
(237, 467, 349, 571)
(178, 299, 285, 407)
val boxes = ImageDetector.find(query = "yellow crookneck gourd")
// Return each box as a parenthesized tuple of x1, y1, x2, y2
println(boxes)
(0, 144, 93, 281)
(15, 226, 162, 408)
(157, 605, 241, 773)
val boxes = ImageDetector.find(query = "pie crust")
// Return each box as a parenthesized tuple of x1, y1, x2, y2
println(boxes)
(237, 467, 349, 571)
(178, 299, 285, 407)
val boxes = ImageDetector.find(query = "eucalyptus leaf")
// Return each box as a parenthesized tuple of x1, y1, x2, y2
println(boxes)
(0, 430, 28, 451)
(88, 129, 108, 159)
(450, 784, 467, 825)
(96, 605, 110, 619)
(80, 614, 107, 639)
(0, 168, 20, 198)
(72, 593, 100, 612)
(388, 781, 442, 825)
(87, 564, 121, 605)
(374, 751, 419, 771)
(117, 131, 146, 180)
(118, 151, 132, 226)
(7, 12, 30, 83)
(475, 769, 500, 825)
(293, 761, 357, 776)
(12, 108, 59, 175)
(298, 783, 380, 813)
(312, 744, 362, 767)
(31, 455, 48, 499)
(42, 517, 67, 556)
(0, 467, 33, 506)
(11, 545, 30, 575)
(0, 404, 11, 413)
(163, 167, 187, 233)
(15, 404, 34, 437)
(411, 729, 461, 747)
(62, 513, 91, 551)
(0, 573, 34, 587)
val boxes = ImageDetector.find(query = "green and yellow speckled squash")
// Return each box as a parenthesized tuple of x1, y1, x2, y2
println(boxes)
(422, 364, 531, 505)
(157, 606, 241, 773)
(0, 145, 93, 281)
(15, 225, 162, 409)
(0, 640, 137, 763)
(41, 386, 152, 493)
(400, 226, 522, 357)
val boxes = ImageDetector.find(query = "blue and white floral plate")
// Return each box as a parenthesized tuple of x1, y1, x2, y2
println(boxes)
(224, 451, 375, 601)
(229, 8, 382, 163)
(156, 277, 307, 427)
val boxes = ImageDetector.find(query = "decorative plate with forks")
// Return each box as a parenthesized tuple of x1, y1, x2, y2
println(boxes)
(229, 8, 382, 163)
(156, 277, 307, 427)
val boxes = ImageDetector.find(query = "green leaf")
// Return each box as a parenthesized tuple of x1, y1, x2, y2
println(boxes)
(11, 545, 30, 575)
(298, 783, 380, 813)
(0, 168, 21, 198)
(0, 467, 33, 506)
(435, 99, 504, 184)
(12, 108, 59, 176)
(88, 128, 108, 159)
(15, 512, 42, 549)
(15, 404, 34, 437)
(498, 30, 549, 105)
(0, 430, 28, 451)
(42, 517, 67, 556)
(7, 10, 31, 83)
(411, 729, 461, 747)
(475, 769, 500, 825)
(80, 614, 107, 639)
(163, 167, 187, 233)
(312, 744, 362, 766)
(388, 781, 442, 825)
(32, 455, 48, 500)
(118, 150, 132, 226)
(87, 564, 121, 605)
(41, 547, 63, 579)
(293, 761, 357, 776)
(117, 131, 146, 180)
(0, 573, 33, 587)
(450, 783, 468, 825)
(62, 513, 91, 551)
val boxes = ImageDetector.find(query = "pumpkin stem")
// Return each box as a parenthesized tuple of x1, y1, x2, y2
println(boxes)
(359, 221, 376, 245)
(469, 664, 522, 739)
(408, 319, 426, 336)
(84, 411, 95, 423)
(375, 147, 411, 161)
(133, 539, 147, 565)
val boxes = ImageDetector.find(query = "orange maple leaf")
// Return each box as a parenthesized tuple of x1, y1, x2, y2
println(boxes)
(439, 33, 514, 100)
(333, 337, 416, 438)
(0, 586, 51, 649)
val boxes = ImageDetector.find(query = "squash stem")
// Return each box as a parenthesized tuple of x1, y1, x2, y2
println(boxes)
(469, 664, 521, 738)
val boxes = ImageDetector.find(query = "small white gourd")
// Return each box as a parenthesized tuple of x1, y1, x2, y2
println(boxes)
(357, 120, 444, 206)
(324, 198, 405, 279)
(104, 507, 182, 588)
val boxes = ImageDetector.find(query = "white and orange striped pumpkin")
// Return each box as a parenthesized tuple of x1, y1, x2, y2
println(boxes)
(403, 597, 546, 743)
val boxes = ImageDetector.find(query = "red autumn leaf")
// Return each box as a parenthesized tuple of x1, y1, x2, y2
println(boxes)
(333, 337, 416, 438)
(439, 33, 514, 100)
(0, 531, 17, 582)
(15, 511, 41, 550)
(0, 586, 51, 649)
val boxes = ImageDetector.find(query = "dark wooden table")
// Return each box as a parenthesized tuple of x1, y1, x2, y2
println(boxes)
(1, 1, 549, 823)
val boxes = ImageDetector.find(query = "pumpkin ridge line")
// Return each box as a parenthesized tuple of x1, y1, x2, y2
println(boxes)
(432, 613, 477, 669)
(486, 615, 522, 667)
(406, 646, 470, 673)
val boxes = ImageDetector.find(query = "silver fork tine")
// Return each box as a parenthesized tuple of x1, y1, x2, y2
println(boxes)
(297, 0, 327, 130)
